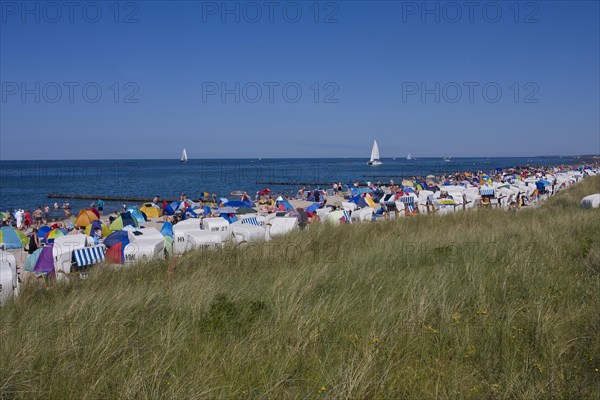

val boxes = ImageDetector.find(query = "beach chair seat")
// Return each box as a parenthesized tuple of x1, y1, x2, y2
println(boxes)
(351, 207, 374, 222)
(231, 221, 266, 243)
(202, 217, 231, 242)
(0, 250, 18, 305)
(53, 234, 90, 278)
(341, 202, 357, 212)
(267, 217, 298, 239)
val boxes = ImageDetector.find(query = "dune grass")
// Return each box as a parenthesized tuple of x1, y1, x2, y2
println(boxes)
(1, 177, 599, 399)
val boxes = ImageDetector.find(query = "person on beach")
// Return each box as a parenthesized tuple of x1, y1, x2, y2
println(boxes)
(33, 207, 43, 228)
(121, 203, 127, 212)
(333, 183, 338, 195)
(297, 208, 309, 230)
(44, 205, 50, 218)
(53, 202, 59, 209)
(153, 195, 159, 204)
(314, 190, 321, 204)
(24, 209, 31, 229)
(98, 199, 104, 215)
(15, 209, 24, 230)
(180, 193, 186, 201)
(297, 187, 305, 199)
(311, 211, 321, 224)
(28, 228, 39, 254)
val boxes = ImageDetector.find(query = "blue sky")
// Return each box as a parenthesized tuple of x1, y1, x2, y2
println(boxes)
(1, 0, 598, 159)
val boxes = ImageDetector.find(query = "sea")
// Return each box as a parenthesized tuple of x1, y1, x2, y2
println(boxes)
(0, 156, 585, 217)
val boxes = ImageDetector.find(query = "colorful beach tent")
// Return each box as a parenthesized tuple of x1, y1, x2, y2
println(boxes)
(75, 209, 99, 227)
(126, 208, 148, 223)
(37, 225, 51, 243)
(104, 231, 131, 264)
(24, 246, 54, 273)
(84, 220, 112, 237)
(160, 221, 173, 238)
(305, 203, 321, 213)
(275, 196, 294, 211)
(109, 212, 139, 231)
(0, 227, 28, 249)
(139, 203, 162, 219)
(45, 228, 67, 243)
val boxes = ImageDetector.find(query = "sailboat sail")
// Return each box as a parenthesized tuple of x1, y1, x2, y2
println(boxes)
(180, 148, 188, 162)
(368, 140, 382, 165)
(407, 152, 413, 160)
(370, 141, 380, 162)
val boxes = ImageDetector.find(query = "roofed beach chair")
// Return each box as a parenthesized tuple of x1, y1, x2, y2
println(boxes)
(72, 244, 106, 276)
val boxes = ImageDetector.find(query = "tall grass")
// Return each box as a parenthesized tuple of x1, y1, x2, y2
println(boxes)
(1, 177, 599, 399)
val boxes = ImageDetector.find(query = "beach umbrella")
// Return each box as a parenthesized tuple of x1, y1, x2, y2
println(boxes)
(75, 209, 99, 227)
(257, 188, 272, 195)
(24, 246, 55, 273)
(438, 199, 456, 205)
(0, 212, 9, 220)
(217, 206, 237, 214)
(224, 200, 247, 207)
(0, 227, 28, 249)
(236, 206, 256, 214)
(109, 212, 139, 231)
(426, 175, 435, 179)
(402, 186, 415, 193)
(45, 228, 67, 243)
(89, 208, 100, 218)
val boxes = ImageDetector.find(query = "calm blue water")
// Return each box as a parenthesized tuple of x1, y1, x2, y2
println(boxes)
(0, 157, 583, 215)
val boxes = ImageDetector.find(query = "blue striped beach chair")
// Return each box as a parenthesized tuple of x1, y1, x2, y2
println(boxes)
(241, 216, 261, 226)
(342, 210, 351, 223)
(72, 244, 106, 273)
(400, 196, 416, 214)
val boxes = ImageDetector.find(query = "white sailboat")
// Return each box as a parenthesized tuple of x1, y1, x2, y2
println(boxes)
(367, 140, 383, 166)
(180, 148, 188, 163)
(407, 152, 414, 160)
(443, 155, 451, 162)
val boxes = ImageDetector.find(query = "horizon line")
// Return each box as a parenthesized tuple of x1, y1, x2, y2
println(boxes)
(0, 154, 598, 162)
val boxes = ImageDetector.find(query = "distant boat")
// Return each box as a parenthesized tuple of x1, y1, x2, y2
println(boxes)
(367, 140, 383, 166)
(443, 155, 451, 162)
(407, 152, 415, 160)
(180, 148, 188, 163)
(258, 157, 262, 161)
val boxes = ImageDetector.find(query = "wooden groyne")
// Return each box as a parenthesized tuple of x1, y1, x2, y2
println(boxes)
(47, 194, 178, 203)
(256, 181, 333, 186)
